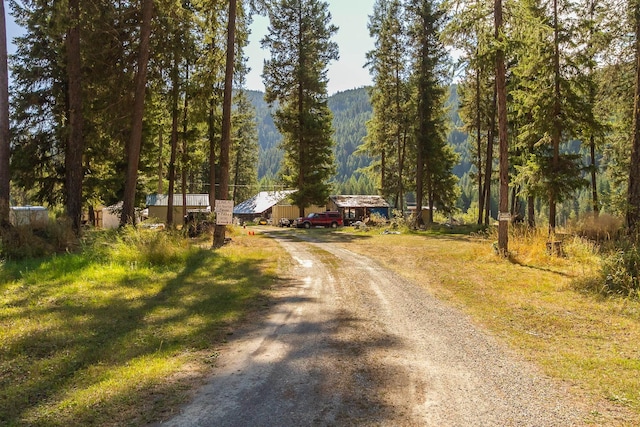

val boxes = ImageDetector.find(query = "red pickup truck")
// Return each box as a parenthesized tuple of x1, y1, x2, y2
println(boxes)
(295, 211, 343, 229)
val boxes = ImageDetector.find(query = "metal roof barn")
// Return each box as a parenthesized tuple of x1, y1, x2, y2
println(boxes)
(145, 194, 210, 223)
(233, 191, 296, 216)
(146, 194, 210, 207)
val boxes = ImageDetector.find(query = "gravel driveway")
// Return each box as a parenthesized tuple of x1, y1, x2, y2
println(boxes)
(158, 231, 586, 426)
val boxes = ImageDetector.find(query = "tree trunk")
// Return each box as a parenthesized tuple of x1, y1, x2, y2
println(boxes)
(213, 0, 237, 247)
(590, 135, 599, 219)
(495, 0, 509, 256)
(0, 0, 10, 230)
(167, 57, 179, 227)
(527, 195, 535, 228)
(549, 0, 561, 234)
(65, 0, 85, 233)
(483, 85, 497, 225)
(629, 0, 640, 234)
(157, 125, 164, 194)
(475, 66, 484, 225)
(181, 62, 189, 224)
(121, 0, 154, 226)
(208, 97, 217, 209)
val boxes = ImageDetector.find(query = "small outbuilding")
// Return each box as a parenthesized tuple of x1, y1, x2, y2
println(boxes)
(146, 194, 210, 224)
(328, 195, 390, 225)
(10, 206, 49, 228)
(233, 190, 296, 222)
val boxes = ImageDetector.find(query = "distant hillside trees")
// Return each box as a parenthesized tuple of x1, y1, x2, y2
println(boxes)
(261, 0, 339, 216)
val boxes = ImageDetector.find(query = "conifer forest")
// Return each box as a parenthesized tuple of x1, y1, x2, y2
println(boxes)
(1, 0, 640, 239)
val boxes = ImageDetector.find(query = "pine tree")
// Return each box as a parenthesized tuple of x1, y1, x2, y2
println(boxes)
(231, 89, 259, 204)
(630, 0, 640, 232)
(510, 0, 588, 234)
(122, 0, 154, 225)
(406, 0, 456, 224)
(262, 0, 338, 216)
(0, 0, 9, 230)
(65, 0, 85, 233)
(364, 0, 411, 209)
(445, 0, 496, 224)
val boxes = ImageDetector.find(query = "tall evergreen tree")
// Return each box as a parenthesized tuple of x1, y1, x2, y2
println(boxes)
(406, 0, 456, 224)
(65, 0, 85, 233)
(445, 0, 496, 225)
(231, 89, 259, 204)
(0, 0, 9, 230)
(213, 0, 237, 247)
(630, 0, 640, 233)
(261, 0, 338, 216)
(122, 0, 154, 225)
(510, 0, 587, 233)
(495, 0, 509, 255)
(363, 0, 411, 209)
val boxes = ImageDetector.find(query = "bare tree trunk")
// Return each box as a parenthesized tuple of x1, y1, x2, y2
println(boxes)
(167, 57, 179, 227)
(527, 195, 535, 228)
(157, 125, 164, 194)
(121, 0, 154, 225)
(590, 135, 599, 219)
(0, 0, 10, 230)
(213, 0, 237, 247)
(549, 0, 561, 234)
(629, 0, 640, 234)
(475, 67, 484, 225)
(208, 97, 217, 210)
(495, 0, 509, 256)
(65, 0, 85, 233)
(483, 85, 497, 225)
(181, 63, 189, 223)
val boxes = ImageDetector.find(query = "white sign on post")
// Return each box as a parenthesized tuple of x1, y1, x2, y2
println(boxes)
(214, 200, 234, 225)
(498, 212, 511, 222)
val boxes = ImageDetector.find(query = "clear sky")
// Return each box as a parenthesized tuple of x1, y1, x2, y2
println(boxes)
(5, 0, 377, 95)
(245, 0, 376, 95)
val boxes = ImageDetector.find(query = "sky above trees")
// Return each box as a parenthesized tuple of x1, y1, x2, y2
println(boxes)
(245, 0, 376, 94)
(5, 1, 376, 95)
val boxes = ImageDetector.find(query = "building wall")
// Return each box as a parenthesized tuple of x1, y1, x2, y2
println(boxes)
(148, 206, 192, 224)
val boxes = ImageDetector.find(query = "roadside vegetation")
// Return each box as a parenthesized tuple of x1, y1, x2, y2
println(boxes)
(339, 220, 640, 425)
(3, 219, 640, 425)
(0, 227, 286, 426)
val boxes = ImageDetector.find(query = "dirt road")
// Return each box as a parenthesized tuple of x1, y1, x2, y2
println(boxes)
(159, 230, 585, 426)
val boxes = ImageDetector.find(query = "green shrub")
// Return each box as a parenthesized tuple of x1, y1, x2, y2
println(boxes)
(600, 240, 640, 298)
(87, 226, 191, 267)
(0, 220, 78, 260)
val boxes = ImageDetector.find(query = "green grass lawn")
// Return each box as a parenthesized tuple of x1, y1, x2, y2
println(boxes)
(0, 227, 285, 426)
(3, 224, 640, 426)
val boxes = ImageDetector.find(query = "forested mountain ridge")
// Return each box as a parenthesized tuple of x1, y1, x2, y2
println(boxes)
(248, 86, 467, 195)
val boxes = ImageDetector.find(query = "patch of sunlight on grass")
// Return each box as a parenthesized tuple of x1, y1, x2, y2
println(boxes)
(24, 353, 184, 426)
(2, 227, 289, 426)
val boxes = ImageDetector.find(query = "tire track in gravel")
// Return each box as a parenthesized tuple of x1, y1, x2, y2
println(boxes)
(158, 231, 587, 426)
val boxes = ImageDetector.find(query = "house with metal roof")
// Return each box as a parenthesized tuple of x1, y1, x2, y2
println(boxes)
(233, 190, 296, 221)
(328, 195, 390, 224)
(146, 194, 210, 223)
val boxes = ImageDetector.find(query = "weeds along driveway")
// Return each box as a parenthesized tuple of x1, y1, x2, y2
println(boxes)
(158, 229, 586, 426)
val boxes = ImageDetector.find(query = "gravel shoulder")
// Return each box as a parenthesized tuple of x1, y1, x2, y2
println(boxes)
(158, 230, 589, 426)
